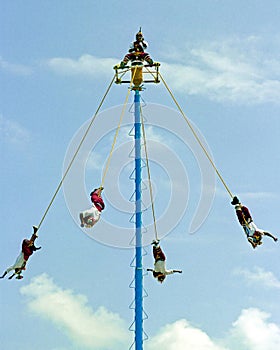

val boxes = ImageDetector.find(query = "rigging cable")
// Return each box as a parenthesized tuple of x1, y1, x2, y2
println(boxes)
(100, 67, 138, 188)
(140, 108, 159, 241)
(37, 75, 116, 231)
(158, 71, 234, 199)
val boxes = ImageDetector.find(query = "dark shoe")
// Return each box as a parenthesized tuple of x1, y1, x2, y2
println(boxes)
(79, 213, 85, 227)
(0, 271, 7, 279)
(33, 225, 38, 236)
(231, 196, 240, 205)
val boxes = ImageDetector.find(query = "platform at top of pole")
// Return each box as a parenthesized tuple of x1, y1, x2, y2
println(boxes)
(113, 62, 161, 90)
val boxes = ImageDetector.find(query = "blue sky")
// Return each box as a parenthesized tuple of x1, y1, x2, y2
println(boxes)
(1, 1, 280, 349)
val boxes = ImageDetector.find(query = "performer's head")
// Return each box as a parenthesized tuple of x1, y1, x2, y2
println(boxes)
(23, 239, 34, 247)
(136, 28, 143, 41)
(157, 274, 166, 283)
(153, 271, 166, 283)
(235, 204, 242, 211)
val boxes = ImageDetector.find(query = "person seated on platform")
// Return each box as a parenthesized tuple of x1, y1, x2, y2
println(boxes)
(119, 28, 154, 68)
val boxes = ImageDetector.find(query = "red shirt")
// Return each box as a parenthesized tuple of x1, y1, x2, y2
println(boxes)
(236, 206, 252, 226)
(22, 239, 35, 261)
(90, 191, 105, 212)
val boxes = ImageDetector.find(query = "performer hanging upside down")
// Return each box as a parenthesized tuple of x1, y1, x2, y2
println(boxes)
(0, 226, 41, 280)
(79, 187, 105, 228)
(147, 240, 182, 283)
(231, 196, 278, 249)
(118, 28, 154, 68)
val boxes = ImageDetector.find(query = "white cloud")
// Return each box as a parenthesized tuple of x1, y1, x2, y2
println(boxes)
(239, 192, 278, 200)
(0, 56, 33, 75)
(0, 115, 30, 145)
(144, 125, 166, 144)
(234, 267, 280, 289)
(147, 309, 280, 350)
(159, 37, 280, 105)
(146, 319, 227, 350)
(45, 36, 280, 105)
(226, 308, 280, 350)
(20, 274, 130, 350)
(161, 60, 280, 105)
(3, 34, 280, 105)
(86, 151, 105, 171)
(47, 54, 118, 78)
(20, 277, 280, 350)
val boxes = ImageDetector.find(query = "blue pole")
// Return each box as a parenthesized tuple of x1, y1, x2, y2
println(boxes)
(134, 89, 143, 350)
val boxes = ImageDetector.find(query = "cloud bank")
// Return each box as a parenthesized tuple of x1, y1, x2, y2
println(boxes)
(47, 54, 118, 79)
(147, 319, 226, 350)
(234, 267, 280, 289)
(45, 36, 280, 105)
(20, 274, 280, 350)
(161, 36, 280, 105)
(20, 274, 130, 350)
(227, 308, 280, 350)
(148, 308, 280, 350)
(0, 56, 33, 75)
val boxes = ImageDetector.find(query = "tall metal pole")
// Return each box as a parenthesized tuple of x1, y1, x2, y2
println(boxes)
(134, 88, 143, 350)
(114, 55, 160, 349)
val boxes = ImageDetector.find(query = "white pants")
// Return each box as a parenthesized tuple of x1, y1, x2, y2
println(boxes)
(6, 252, 25, 273)
(154, 260, 173, 275)
(80, 205, 101, 228)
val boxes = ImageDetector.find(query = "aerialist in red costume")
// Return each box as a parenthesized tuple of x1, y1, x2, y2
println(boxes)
(79, 187, 105, 228)
(0, 226, 41, 280)
(231, 196, 278, 248)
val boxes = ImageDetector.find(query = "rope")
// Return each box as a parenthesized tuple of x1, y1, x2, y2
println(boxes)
(158, 72, 234, 199)
(100, 67, 138, 188)
(145, 65, 158, 81)
(140, 107, 159, 241)
(37, 75, 115, 231)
